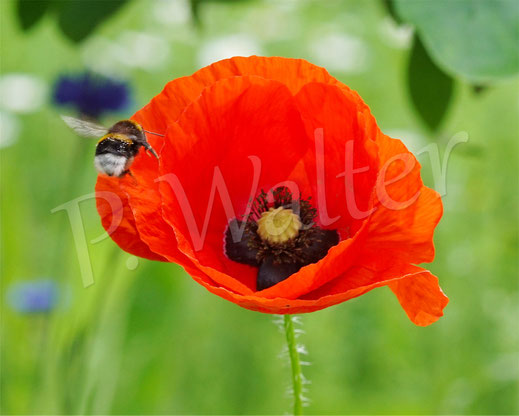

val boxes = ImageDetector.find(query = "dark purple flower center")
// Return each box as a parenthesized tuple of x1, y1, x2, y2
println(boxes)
(224, 187, 339, 291)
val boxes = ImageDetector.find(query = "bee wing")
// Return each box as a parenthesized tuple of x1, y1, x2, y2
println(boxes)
(61, 115, 108, 138)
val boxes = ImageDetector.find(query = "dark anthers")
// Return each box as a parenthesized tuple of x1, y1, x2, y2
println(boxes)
(245, 187, 318, 265)
(224, 186, 340, 291)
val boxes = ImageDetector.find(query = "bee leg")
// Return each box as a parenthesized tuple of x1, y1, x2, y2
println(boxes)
(121, 170, 138, 184)
(148, 147, 159, 159)
(142, 142, 159, 159)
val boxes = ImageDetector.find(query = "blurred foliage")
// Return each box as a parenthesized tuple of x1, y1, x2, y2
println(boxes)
(16, 0, 49, 31)
(407, 35, 453, 131)
(395, 0, 519, 82)
(56, 0, 129, 43)
(1, 0, 518, 415)
(190, 0, 252, 25)
(384, 0, 519, 131)
(16, 0, 129, 43)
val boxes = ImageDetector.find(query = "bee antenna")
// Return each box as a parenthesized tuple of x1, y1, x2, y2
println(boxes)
(144, 130, 165, 137)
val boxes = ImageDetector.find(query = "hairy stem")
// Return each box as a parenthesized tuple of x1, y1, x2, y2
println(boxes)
(284, 314, 303, 415)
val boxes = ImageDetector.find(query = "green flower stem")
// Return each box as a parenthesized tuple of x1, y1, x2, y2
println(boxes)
(284, 314, 303, 415)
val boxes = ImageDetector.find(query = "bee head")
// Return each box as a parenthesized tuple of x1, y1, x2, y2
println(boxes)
(108, 120, 145, 142)
(106, 119, 159, 160)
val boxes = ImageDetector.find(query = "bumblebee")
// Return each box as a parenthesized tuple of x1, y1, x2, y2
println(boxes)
(61, 115, 161, 177)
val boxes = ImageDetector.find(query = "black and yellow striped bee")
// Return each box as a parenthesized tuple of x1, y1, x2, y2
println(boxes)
(61, 116, 161, 177)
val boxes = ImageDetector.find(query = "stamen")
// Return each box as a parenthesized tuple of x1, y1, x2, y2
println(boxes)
(223, 186, 340, 291)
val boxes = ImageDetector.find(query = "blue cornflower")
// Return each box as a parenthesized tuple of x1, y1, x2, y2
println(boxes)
(53, 72, 130, 119)
(7, 279, 59, 313)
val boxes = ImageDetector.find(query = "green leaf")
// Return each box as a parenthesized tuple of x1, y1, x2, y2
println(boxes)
(407, 35, 454, 131)
(189, 0, 252, 26)
(190, 0, 202, 26)
(395, 0, 519, 82)
(56, 0, 128, 43)
(381, 0, 402, 25)
(16, 0, 50, 31)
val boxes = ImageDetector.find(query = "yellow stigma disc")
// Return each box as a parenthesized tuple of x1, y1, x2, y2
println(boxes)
(257, 207, 302, 244)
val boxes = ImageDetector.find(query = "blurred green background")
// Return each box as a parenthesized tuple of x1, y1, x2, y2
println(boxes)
(1, 0, 518, 414)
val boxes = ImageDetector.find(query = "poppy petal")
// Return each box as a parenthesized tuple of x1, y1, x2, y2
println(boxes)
(95, 176, 166, 261)
(158, 75, 310, 293)
(362, 131, 443, 267)
(294, 82, 379, 234)
(251, 82, 380, 299)
(190, 56, 339, 95)
(182, 261, 447, 325)
(388, 268, 449, 326)
(360, 185, 442, 270)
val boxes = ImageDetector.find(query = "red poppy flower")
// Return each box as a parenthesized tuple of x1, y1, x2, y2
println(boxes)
(96, 56, 448, 326)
